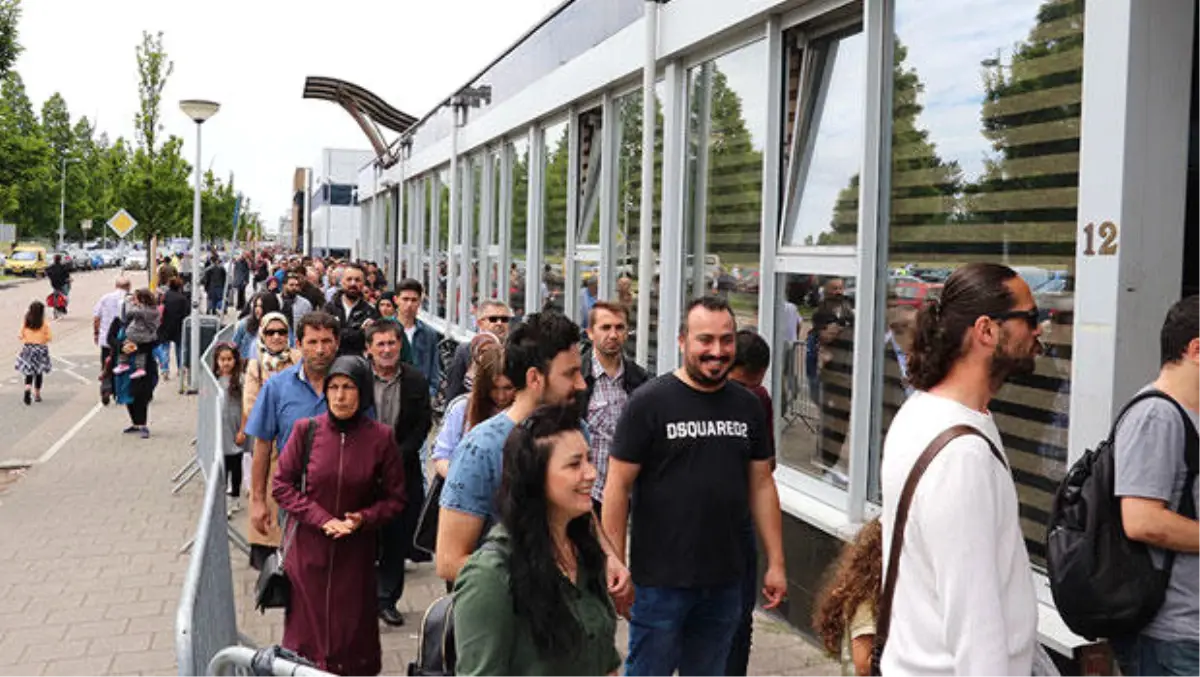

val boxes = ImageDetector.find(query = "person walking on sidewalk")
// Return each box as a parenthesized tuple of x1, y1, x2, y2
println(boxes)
(272, 355, 407, 676)
(15, 300, 52, 405)
(93, 275, 131, 406)
(602, 296, 786, 676)
(879, 262, 1042, 675)
(213, 343, 247, 515)
(156, 276, 189, 383)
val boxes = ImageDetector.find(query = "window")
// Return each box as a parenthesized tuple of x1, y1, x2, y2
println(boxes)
(573, 108, 602, 329)
(436, 167, 451, 318)
(782, 28, 865, 247)
(508, 138, 530, 317)
(541, 118, 569, 315)
(777, 273, 857, 487)
(682, 40, 767, 331)
(874, 0, 1084, 568)
(615, 84, 664, 372)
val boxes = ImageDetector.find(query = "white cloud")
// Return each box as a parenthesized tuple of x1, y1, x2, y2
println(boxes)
(14, 0, 563, 227)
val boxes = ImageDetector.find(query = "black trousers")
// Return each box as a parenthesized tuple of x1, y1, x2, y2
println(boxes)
(127, 398, 149, 426)
(377, 515, 408, 611)
(234, 283, 246, 311)
(100, 346, 114, 396)
(24, 374, 43, 389)
(224, 453, 243, 498)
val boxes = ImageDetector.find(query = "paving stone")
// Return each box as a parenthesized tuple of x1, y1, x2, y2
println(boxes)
(0, 662, 45, 675)
(86, 632, 152, 657)
(109, 648, 177, 674)
(43, 654, 114, 675)
(18, 638, 88, 664)
(64, 619, 130, 641)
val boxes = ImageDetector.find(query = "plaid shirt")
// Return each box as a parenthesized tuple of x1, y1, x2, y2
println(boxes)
(586, 351, 628, 504)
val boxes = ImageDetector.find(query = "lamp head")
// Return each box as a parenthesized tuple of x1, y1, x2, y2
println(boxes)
(180, 99, 220, 123)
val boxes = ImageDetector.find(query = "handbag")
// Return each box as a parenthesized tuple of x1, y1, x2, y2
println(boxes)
(255, 418, 317, 612)
(412, 474, 445, 556)
(871, 424, 1007, 675)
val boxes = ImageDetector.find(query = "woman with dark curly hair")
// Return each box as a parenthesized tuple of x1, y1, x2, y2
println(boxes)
(812, 518, 882, 676)
(453, 404, 620, 675)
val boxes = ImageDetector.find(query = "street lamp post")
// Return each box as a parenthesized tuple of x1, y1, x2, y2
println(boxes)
(180, 99, 220, 393)
(58, 156, 80, 250)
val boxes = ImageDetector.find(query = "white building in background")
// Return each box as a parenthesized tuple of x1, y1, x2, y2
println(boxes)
(275, 216, 293, 249)
(310, 148, 373, 258)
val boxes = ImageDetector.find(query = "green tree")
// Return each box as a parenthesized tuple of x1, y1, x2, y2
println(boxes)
(0, 0, 20, 80)
(0, 71, 53, 237)
(117, 31, 190, 249)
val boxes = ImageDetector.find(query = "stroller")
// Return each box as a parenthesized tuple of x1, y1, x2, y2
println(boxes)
(46, 288, 69, 319)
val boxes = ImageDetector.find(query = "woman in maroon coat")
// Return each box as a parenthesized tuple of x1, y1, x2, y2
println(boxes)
(273, 355, 406, 675)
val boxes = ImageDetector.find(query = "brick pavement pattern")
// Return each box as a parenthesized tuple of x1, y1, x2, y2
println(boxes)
(0, 272, 836, 675)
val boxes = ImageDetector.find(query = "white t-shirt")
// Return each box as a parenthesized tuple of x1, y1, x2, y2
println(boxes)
(879, 391, 1037, 676)
(404, 324, 416, 346)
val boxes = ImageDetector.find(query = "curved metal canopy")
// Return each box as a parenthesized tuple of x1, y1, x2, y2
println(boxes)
(303, 76, 417, 167)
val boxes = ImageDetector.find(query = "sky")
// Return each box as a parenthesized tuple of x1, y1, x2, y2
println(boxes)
(13, 0, 563, 232)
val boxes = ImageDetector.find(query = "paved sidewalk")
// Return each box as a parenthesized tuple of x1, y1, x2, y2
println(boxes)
(0, 308, 836, 674)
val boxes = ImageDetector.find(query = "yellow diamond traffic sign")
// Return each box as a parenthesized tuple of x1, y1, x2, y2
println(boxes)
(107, 209, 138, 238)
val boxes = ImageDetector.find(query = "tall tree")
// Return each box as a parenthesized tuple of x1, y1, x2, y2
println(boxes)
(0, 0, 20, 80)
(118, 30, 190, 249)
(0, 71, 53, 237)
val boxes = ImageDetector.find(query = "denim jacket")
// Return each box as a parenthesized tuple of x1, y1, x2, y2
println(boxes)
(408, 319, 441, 397)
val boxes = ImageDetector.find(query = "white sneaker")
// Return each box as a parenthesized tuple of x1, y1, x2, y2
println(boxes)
(227, 498, 241, 518)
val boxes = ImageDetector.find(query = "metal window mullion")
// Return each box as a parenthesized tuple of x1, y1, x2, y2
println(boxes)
(848, 0, 894, 520)
(526, 124, 543, 315)
(480, 150, 495, 302)
(565, 108, 580, 322)
(429, 175, 441, 319)
(690, 63, 713, 298)
(656, 59, 687, 373)
(599, 90, 617, 301)
(460, 158, 475, 326)
(448, 116, 461, 327)
(759, 14, 783, 404)
(499, 146, 513, 306)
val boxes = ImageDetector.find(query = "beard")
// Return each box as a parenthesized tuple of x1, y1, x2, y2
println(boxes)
(343, 287, 362, 301)
(543, 387, 586, 419)
(989, 331, 1039, 387)
(685, 355, 731, 388)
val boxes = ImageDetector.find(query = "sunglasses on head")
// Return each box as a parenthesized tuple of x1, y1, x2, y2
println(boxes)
(262, 328, 288, 338)
(988, 308, 1039, 329)
(482, 315, 511, 324)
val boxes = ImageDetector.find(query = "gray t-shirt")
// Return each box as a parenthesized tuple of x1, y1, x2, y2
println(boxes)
(1113, 386, 1199, 642)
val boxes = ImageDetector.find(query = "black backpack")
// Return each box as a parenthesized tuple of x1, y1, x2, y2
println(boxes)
(1046, 390, 1199, 640)
(407, 541, 502, 677)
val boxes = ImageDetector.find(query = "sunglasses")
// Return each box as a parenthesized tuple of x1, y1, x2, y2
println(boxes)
(988, 308, 1039, 329)
(482, 315, 511, 324)
(262, 328, 289, 338)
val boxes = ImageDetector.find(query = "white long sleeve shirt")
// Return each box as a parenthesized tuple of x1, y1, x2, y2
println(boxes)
(880, 391, 1037, 676)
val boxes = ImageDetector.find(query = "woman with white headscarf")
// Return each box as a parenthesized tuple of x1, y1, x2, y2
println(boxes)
(240, 311, 301, 569)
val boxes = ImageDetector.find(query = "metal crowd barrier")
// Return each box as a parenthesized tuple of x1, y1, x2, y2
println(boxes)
(207, 647, 332, 677)
(174, 323, 237, 494)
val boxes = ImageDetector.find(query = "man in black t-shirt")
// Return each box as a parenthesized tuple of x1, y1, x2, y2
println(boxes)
(603, 296, 787, 676)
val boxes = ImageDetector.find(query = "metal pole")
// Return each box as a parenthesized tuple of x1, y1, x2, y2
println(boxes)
(636, 0, 659, 366)
(58, 156, 66, 251)
(190, 120, 203, 393)
(303, 168, 312, 256)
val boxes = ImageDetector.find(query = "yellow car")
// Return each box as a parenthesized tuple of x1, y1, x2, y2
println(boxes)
(5, 246, 48, 277)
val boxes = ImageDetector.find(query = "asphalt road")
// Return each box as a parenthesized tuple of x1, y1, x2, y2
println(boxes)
(0, 267, 158, 465)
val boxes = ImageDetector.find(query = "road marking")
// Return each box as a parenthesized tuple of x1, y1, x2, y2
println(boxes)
(38, 402, 103, 464)
(60, 369, 89, 384)
(53, 356, 78, 368)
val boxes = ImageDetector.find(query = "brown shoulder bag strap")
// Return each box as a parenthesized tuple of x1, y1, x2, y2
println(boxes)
(873, 424, 1007, 673)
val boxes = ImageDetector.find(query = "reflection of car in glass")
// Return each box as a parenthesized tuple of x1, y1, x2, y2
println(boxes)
(1034, 276, 1075, 323)
(888, 275, 942, 308)
(911, 267, 951, 284)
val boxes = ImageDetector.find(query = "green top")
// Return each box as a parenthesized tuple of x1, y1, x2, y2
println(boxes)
(453, 524, 621, 676)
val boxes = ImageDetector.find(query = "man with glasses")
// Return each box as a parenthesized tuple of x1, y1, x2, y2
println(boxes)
(444, 300, 513, 401)
(878, 262, 1042, 675)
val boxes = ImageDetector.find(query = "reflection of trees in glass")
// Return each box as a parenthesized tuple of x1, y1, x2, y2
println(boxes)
(616, 90, 664, 260)
(510, 146, 528, 253)
(543, 125, 570, 256)
(966, 0, 1083, 238)
(691, 67, 764, 262)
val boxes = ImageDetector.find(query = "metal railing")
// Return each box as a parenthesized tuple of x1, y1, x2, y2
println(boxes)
(207, 647, 330, 677)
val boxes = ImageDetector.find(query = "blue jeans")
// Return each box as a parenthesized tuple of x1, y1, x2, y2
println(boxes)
(153, 341, 182, 374)
(1111, 635, 1199, 676)
(725, 520, 758, 675)
(626, 583, 743, 676)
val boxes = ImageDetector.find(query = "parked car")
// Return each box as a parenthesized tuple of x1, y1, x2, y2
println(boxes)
(889, 275, 942, 308)
(1034, 275, 1075, 323)
(5, 246, 48, 277)
(123, 250, 148, 270)
(67, 249, 92, 271)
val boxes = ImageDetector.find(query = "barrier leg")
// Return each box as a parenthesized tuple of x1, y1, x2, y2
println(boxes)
(173, 464, 203, 495)
(172, 455, 198, 483)
(227, 525, 251, 557)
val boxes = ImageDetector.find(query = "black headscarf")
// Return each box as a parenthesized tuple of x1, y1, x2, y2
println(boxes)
(324, 355, 374, 430)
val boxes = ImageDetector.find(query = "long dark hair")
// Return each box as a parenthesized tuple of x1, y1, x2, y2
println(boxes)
(498, 405, 605, 660)
(24, 301, 45, 330)
(812, 518, 882, 656)
(907, 262, 1017, 391)
(246, 291, 281, 335)
(212, 343, 243, 399)
(466, 343, 505, 430)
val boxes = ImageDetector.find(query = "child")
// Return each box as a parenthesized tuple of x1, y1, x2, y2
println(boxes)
(113, 288, 160, 379)
(212, 343, 246, 515)
(15, 301, 52, 405)
(812, 518, 882, 677)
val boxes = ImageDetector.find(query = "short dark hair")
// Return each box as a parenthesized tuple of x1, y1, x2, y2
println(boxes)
(285, 272, 303, 284)
(907, 262, 1018, 391)
(341, 262, 366, 280)
(168, 276, 183, 291)
(811, 310, 842, 334)
(296, 310, 340, 343)
(1161, 295, 1199, 366)
(679, 295, 736, 337)
(733, 329, 770, 373)
(396, 278, 424, 296)
(504, 311, 580, 390)
(365, 319, 402, 345)
(589, 300, 628, 327)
